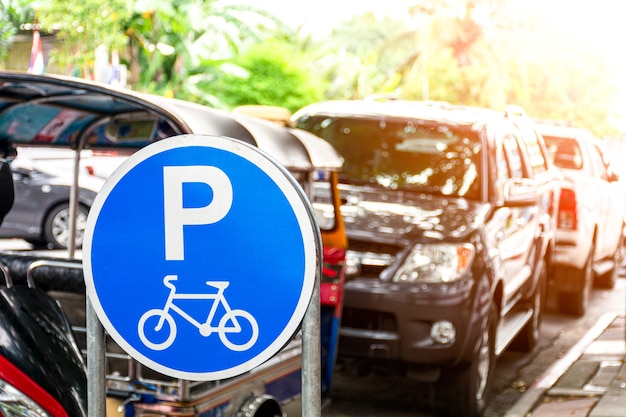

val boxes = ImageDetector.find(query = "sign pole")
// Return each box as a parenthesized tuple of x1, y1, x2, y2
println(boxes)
(87, 297, 106, 417)
(301, 214, 323, 417)
(83, 135, 322, 411)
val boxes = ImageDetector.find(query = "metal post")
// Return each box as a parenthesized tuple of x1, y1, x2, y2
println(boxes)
(87, 297, 107, 417)
(67, 146, 81, 259)
(301, 231, 322, 417)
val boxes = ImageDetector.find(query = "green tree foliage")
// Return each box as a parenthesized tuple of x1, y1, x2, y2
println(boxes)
(501, 2, 621, 136)
(3, 0, 621, 135)
(123, 0, 289, 102)
(326, 0, 620, 136)
(390, 0, 527, 107)
(0, 0, 34, 61)
(35, 0, 129, 75)
(304, 12, 409, 99)
(33, 0, 292, 105)
(210, 40, 325, 112)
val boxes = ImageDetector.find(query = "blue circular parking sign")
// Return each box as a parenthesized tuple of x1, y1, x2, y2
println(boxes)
(83, 134, 319, 381)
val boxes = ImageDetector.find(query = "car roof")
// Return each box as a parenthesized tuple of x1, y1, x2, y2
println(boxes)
(291, 99, 509, 129)
(535, 123, 596, 142)
(0, 71, 342, 172)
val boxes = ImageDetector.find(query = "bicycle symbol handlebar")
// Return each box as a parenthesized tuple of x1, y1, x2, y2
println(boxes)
(138, 275, 259, 351)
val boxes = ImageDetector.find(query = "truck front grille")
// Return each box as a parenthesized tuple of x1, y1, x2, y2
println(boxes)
(341, 307, 397, 332)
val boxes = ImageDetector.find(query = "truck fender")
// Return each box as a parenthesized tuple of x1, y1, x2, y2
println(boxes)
(233, 394, 284, 417)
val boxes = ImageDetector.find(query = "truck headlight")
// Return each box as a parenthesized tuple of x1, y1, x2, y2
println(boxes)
(393, 243, 474, 283)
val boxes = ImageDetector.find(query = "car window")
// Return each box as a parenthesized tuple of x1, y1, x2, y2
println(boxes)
(297, 116, 483, 200)
(518, 127, 548, 176)
(588, 142, 609, 180)
(502, 134, 525, 179)
(543, 136, 583, 170)
(495, 138, 511, 184)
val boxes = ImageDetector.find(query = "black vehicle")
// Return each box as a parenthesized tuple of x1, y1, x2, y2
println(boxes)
(0, 147, 87, 417)
(293, 100, 552, 417)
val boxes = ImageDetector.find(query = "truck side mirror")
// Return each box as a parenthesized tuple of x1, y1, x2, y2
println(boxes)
(0, 159, 14, 226)
(503, 178, 538, 207)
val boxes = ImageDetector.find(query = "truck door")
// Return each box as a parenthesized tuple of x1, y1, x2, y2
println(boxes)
(497, 132, 539, 307)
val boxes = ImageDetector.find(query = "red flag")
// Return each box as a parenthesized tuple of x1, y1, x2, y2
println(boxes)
(27, 30, 44, 74)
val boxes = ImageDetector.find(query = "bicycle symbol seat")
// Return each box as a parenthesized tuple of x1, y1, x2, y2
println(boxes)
(138, 275, 259, 351)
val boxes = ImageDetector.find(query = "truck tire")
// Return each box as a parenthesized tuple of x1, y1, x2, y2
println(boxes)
(433, 302, 497, 417)
(510, 259, 546, 352)
(558, 242, 594, 317)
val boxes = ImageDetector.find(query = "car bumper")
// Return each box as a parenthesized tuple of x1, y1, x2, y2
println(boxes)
(338, 277, 485, 371)
(552, 229, 591, 271)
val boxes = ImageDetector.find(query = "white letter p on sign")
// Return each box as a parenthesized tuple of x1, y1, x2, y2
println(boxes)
(163, 166, 233, 260)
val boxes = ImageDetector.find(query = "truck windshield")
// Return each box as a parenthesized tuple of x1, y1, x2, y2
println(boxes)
(297, 116, 483, 200)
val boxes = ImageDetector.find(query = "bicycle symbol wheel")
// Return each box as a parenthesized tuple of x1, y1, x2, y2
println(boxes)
(138, 309, 177, 351)
(218, 309, 259, 351)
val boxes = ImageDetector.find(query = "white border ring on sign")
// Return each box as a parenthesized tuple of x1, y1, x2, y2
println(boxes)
(82, 134, 319, 381)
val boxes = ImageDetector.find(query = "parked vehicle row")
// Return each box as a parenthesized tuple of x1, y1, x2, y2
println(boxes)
(290, 99, 624, 417)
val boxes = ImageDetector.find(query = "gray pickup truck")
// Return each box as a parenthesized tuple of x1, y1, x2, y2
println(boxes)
(293, 100, 556, 417)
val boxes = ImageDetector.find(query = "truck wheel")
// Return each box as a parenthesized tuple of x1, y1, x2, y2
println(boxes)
(558, 243, 594, 317)
(43, 203, 88, 249)
(433, 302, 497, 417)
(594, 248, 619, 289)
(510, 259, 546, 352)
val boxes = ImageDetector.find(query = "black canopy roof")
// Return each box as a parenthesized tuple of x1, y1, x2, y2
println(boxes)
(0, 71, 341, 172)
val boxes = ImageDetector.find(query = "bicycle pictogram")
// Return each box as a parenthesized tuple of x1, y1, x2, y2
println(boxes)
(138, 275, 259, 351)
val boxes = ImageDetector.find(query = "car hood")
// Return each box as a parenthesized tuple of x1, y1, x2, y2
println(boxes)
(339, 184, 488, 242)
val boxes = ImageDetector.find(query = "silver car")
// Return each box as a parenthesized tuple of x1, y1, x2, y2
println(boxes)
(0, 147, 125, 248)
